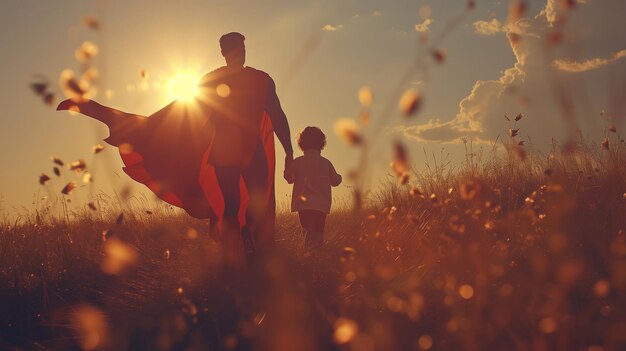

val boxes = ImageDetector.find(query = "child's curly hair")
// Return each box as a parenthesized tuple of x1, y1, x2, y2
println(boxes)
(297, 126, 327, 151)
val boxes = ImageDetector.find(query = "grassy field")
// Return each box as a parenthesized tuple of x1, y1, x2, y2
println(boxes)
(1, 140, 625, 351)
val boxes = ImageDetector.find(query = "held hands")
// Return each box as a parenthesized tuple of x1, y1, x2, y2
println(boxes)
(283, 152, 294, 183)
(285, 152, 294, 168)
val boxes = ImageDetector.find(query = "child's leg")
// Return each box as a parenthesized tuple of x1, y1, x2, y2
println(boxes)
(312, 211, 326, 247)
(299, 210, 326, 249)
(298, 210, 311, 245)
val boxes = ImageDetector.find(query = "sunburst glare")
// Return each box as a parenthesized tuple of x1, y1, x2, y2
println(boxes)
(166, 71, 200, 102)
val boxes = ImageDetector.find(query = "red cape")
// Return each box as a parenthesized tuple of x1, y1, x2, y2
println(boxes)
(58, 97, 275, 228)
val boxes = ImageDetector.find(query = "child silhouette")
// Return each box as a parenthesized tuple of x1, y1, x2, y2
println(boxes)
(285, 127, 342, 249)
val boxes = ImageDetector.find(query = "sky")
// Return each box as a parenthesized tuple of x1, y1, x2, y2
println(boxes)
(1, 0, 624, 216)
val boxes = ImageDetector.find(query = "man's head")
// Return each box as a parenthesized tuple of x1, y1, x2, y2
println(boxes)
(220, 32, 246, 67)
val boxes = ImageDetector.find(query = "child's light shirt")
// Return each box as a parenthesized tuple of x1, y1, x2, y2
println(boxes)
(285, 150, 342, 213)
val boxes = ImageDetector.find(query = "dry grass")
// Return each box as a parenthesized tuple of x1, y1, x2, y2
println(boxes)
(10, 2, 626, 349)
(1, 138, 625, 351)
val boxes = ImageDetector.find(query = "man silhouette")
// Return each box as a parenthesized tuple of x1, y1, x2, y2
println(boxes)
(56, 32, 293, 269)
(198, 32, 294, 267)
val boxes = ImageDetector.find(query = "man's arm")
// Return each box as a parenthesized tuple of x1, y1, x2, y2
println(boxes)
(265, 78, 294, 156)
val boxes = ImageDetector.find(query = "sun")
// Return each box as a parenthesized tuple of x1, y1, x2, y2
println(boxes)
(166, 71, 200, 102)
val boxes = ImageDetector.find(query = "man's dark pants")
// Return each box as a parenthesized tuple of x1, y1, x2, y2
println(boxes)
(213, 138, 274, 254)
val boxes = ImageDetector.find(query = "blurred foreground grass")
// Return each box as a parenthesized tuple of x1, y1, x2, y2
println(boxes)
(1, 143, 625, 351)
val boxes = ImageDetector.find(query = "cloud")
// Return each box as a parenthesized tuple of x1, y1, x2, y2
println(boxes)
(540, 0, 589, 26)
(473, 18, 505, 35)
(401, 66, 522, 143)
(552, 49, 626, 72)
(415, 18, 434, 33)
(541, 0, 559, 25)
(400, 0, 626, 146)
(473, 18, 534, 37)
(322, 24, 343, 31)
(400, 119, 479, 144)
(402, 28, 529, 144)
(372, 11, 382, 17)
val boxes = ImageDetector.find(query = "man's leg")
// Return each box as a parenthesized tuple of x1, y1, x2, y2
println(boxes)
(214, 166, 246, 270)
(242, 139, 275, 251)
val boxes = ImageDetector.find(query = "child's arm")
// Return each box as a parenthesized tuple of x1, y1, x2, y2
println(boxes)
(329, 162, 342, 187)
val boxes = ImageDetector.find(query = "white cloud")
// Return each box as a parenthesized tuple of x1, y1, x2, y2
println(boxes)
(401, 27, 530, 144)
(322, 24, 343, 31)
(540, 0, 590, 26)
(541, 0, 559, 25)
(401, 0, 626, 147)
(415, 18, 434, 33)
(552, 49, 626, 73)
(473, 18, 534, 37)
(473, 18, 504, 35)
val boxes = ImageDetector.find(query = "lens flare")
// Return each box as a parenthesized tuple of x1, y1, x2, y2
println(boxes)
(166, 71, 200, 102)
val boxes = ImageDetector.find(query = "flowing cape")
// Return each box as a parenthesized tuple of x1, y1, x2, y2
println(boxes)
(59, 97, 276, 229)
